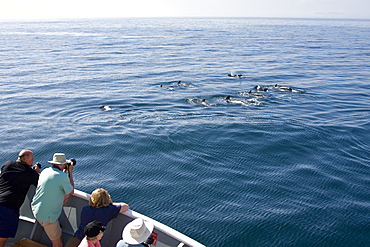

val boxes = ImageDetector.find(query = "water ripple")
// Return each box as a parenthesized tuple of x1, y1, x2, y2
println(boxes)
(1, 18, 370, 247)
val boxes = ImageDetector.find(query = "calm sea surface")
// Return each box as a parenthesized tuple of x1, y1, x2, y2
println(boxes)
(1, 18, 370, 246)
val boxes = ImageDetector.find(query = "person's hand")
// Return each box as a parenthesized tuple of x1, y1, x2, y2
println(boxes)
(67, 163, 74, 173)
(120, 203, 130, 213)
(32, 164, 41, 174)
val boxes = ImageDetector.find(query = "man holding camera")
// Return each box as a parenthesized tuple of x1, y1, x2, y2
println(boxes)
(31, 153, 75, 247)
(0, 150, 40, 247)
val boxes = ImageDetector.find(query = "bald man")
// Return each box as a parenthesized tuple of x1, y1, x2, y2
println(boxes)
(0, 150, 40, 247)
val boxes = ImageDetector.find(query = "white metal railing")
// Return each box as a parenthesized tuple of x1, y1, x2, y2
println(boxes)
(72, 190, 205, 247)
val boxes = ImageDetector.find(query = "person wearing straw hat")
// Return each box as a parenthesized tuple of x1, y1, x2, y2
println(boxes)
(78, 220, 105, 247)
(31, 153, 75, 247)
(116, 218, 155, 247)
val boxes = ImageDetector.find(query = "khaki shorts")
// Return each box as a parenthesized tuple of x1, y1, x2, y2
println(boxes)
(65, 236, 82, 247)
(38, 220, 62, 240)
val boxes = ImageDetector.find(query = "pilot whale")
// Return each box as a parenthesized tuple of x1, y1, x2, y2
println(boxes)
(178, 81, 192, 87)
(274, 84, 301, 93)
(228, 73, 242, 78)
(248, 90, 264, 97)
(254, 85, 268, 92)
(225, 95, 249, 106)
(160, 85, 175, 90)
(201, 99, 210, 106)
(100, 105, 112, 111)
(274, 84, 292, 91)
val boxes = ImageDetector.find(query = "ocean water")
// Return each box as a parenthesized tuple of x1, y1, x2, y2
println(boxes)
(1, 18, 370, 246)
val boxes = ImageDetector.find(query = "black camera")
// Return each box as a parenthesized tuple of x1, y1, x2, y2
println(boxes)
(69, 158, 77, 166)
(141, 234, 155, 247)
(62, 158, 76, 172)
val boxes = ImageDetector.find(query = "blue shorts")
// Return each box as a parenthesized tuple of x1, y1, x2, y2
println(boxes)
(0, 205, 19, 238)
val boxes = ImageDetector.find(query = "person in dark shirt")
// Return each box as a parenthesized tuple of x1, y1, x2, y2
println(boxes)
(0, 150, 40, 247)
(65, 188, 129, 247)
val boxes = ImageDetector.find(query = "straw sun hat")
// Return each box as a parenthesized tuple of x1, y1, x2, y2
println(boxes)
(122, 218, 154, 244)
(48, 153, 71, 164)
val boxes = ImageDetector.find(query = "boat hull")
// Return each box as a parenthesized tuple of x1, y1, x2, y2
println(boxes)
(8, 186, 204, 247)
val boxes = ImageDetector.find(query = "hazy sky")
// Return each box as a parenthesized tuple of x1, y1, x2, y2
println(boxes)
(0, 0, 369, 20)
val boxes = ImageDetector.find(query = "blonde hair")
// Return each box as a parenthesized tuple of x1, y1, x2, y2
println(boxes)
(89, 188, 112, 208)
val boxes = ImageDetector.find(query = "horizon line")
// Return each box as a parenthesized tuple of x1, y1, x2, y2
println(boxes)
(1, 16, 370, 22)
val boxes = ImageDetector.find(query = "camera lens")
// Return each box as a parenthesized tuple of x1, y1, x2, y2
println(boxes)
(70, 158, 76, 166)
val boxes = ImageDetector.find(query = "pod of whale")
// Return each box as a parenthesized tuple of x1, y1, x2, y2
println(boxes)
(157, 77, 303, 109)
